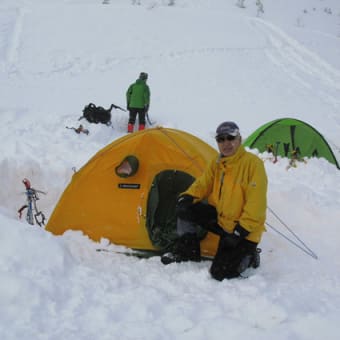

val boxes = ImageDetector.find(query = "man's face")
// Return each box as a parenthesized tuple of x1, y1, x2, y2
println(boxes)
(216, 135, 241, 157)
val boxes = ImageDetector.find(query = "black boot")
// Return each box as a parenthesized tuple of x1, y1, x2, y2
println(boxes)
(161, 233, 201, 265)
(250, 248, 261, 268)
(237, 248, 261, 274)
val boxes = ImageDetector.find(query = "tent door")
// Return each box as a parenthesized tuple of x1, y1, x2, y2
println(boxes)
(145, 170, 195, 250)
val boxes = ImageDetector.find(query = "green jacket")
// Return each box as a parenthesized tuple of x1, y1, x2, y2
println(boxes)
(126, 79, 150, 109)
(183, 145, 268, 243)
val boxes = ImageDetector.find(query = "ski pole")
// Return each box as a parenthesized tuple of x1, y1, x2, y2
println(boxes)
(146, 112, 155, 125)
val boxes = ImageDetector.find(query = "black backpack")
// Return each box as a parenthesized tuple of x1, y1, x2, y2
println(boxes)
(79, 103, 113, 126)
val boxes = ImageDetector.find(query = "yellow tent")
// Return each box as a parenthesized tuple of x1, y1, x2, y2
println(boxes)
(46, 127, 220, 256)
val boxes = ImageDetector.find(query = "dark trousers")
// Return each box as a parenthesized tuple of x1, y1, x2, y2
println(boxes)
(178, 202, 258, 280)
(128, 108, 146, 125)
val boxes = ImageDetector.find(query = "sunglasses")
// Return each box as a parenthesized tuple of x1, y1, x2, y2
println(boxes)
(216, 135, 238, 143)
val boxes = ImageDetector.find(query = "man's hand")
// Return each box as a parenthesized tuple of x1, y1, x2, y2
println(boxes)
(220, 224, 250, 248)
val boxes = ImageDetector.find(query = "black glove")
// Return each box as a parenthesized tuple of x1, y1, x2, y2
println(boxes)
(176, 194, 194, 220)
(144, 104, 149, 113)
(205, 222, 226, 237)
(220, 224, 250, 248)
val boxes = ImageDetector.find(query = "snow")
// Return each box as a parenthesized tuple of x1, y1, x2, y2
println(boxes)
(1, 0, 340, 339)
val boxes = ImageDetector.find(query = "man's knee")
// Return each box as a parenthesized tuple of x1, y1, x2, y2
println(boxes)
(177, 199, 217, 226)
(190, 203, 217, 226)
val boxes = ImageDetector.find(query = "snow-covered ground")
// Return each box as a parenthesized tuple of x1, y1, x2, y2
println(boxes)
(0, 1, 340, 339)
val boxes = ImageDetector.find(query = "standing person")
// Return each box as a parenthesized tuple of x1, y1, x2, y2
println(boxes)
(126, 72, 150, 133)
(161, 121, 268, 281)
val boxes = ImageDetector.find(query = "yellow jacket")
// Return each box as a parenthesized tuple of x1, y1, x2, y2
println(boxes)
(183, 145, 267, 243)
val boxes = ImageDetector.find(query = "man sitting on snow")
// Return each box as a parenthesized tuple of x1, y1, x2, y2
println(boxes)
(161, 121, 268, 280)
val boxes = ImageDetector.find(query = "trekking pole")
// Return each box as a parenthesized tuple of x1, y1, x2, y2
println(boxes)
(266, 206, 318, 259)
(111, 103, 127, 112)
(146, 112, 155, 125)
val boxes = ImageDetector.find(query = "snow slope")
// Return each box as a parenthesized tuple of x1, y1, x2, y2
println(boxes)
(0, 1, 340, 339)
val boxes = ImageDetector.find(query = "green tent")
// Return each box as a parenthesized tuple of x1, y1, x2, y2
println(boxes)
(243, 118, 340, 169)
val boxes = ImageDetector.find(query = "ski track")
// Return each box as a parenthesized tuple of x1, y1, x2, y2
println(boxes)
(0, 8, 15, 70)
(0, 7, 24, 72)
(8, 8, 339, 120)
(251, 18, 340, 111)
(17, 45, 269, 78)
(4, 4, 339, 101)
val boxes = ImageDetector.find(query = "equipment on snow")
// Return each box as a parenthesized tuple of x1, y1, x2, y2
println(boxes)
(96, 248, 161, 259)
(79, 102, 126, 126)
(66, 124, 89, 135)
(243, 117, 340, 169)
(18, 178, 46, 227)
(96, 247, 213, 261)
(273, 141, 280, 164)
(146, 112, 155, 126)
(286, 149, 307, 170)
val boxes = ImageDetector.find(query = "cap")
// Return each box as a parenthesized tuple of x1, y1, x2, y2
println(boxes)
(139, 72, 148, 80)
(215, 121, 240, 138)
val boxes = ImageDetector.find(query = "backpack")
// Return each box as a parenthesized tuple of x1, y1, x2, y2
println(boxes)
(79, 103, 113, 126)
